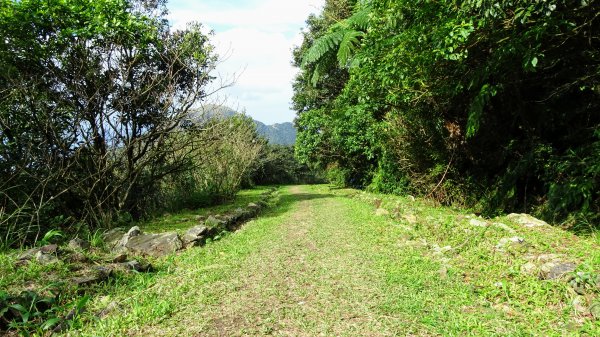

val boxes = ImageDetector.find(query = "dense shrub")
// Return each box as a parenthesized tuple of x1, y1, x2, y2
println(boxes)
(293, 0, 600, 228)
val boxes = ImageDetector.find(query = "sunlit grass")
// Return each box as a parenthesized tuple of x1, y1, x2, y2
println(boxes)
(140, 186, 274, 233)
(67, 185, 598, 336)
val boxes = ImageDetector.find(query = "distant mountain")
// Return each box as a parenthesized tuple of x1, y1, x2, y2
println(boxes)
(254, 120, 297, 146)
(191, 105, 297, 146)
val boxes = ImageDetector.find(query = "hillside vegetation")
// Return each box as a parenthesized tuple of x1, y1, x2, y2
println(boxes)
(0, 0, 316, 248)
(293, 0, 599, 230)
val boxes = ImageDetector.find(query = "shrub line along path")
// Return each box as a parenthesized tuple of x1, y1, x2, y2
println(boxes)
(81, 185, 598, 336)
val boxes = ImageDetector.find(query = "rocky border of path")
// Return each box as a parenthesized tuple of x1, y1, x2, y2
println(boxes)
(102, 187, 278, 257)
(1, 187, 278, 334)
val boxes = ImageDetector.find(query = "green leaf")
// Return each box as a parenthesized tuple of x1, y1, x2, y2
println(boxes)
(41, 317, 61, 330)
(302, 30, 345, 66)
(9, 303, 28, 313)
(531, 56, 538, 67)
(337, 30, 364, 67)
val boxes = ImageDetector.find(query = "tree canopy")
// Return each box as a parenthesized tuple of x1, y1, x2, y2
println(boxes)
(293, 0, 600, 228)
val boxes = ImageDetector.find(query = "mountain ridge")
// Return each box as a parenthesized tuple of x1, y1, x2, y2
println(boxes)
(195, 105, 296, 146)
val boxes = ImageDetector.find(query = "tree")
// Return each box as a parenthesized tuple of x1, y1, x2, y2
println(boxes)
(293, 0, 600, 227)
(0, 0, 222, 244)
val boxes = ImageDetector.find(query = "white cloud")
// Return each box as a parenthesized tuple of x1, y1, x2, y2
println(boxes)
(168, 0, 324, 124)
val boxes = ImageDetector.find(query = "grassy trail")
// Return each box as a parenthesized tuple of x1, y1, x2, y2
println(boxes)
(78, 185, 598, 336)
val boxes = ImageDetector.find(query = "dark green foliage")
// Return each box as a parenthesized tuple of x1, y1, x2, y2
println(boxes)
(1, 290, 59, 334)
(250, 145, 324, 185)
(293, 0, 600, 228)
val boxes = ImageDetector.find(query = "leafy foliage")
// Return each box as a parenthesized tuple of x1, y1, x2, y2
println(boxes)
(0, 0, 261, 246)
(293, 0, 600, 228)
(250, 145, 324, 185)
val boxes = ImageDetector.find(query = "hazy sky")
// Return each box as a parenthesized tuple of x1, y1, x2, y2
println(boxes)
(168, 0, 325, 124)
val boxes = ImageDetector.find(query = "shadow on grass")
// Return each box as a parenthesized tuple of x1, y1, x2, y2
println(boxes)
(257, 191, 335, 221)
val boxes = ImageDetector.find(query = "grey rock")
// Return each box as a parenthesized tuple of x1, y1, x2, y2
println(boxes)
(68, 238, 90, 251)
(111, 226, 142, 252)
(532, 253, 564, 263)
(182, 225, 208, 247)
(521, 262, 537, 275)
(109, 260, 151, 272)
(375, 208, 390, 216)
(112, 253, 128, 263)
(469, 218, 488, 227)
(102, 228, 126, 248)
(125, 232, 183, 257)
(18, 247, 43, 261)
(233, 208, 247, 220)
(540, 262, 577, 280)
(122, 260, 151, 272)
(67, 252, 90, 263)
(492, 222, 516, 233)
(247, 202, 260, 209)
(70, 266, 111, 286)
(507, 213, 549, 228)
(125, 226, 141, 238)
(71, 272, 108, 286)
(205, 215, 227, 229)
(40, 244, 58, 254)
(35, 250, 60, 265)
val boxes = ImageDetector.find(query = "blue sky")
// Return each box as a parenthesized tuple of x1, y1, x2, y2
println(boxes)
(168, 0, 325, 124)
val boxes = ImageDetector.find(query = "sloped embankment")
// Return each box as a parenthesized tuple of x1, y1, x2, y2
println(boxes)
(341, 188, 600, 331)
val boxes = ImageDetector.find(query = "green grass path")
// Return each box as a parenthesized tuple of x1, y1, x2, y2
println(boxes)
(78, 185, 597, 336)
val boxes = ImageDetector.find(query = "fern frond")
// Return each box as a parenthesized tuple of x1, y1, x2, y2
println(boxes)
(311, 63, 324, 87)
(302, 30, 345, 66)
(347, 6, 371, 31)
(337, 30, 365, 67)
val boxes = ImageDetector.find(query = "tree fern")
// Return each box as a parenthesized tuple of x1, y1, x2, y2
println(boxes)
(302, 30, 345, 67)
(302, 4, 372, 85)
(337, 30, 364, 67)
(346, 6, 370, 31)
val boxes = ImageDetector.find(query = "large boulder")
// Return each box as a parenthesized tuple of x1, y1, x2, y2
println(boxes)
(102, 228, 126, 248)
(108, 226, 141, 253)
(124, 232, 183, 257)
